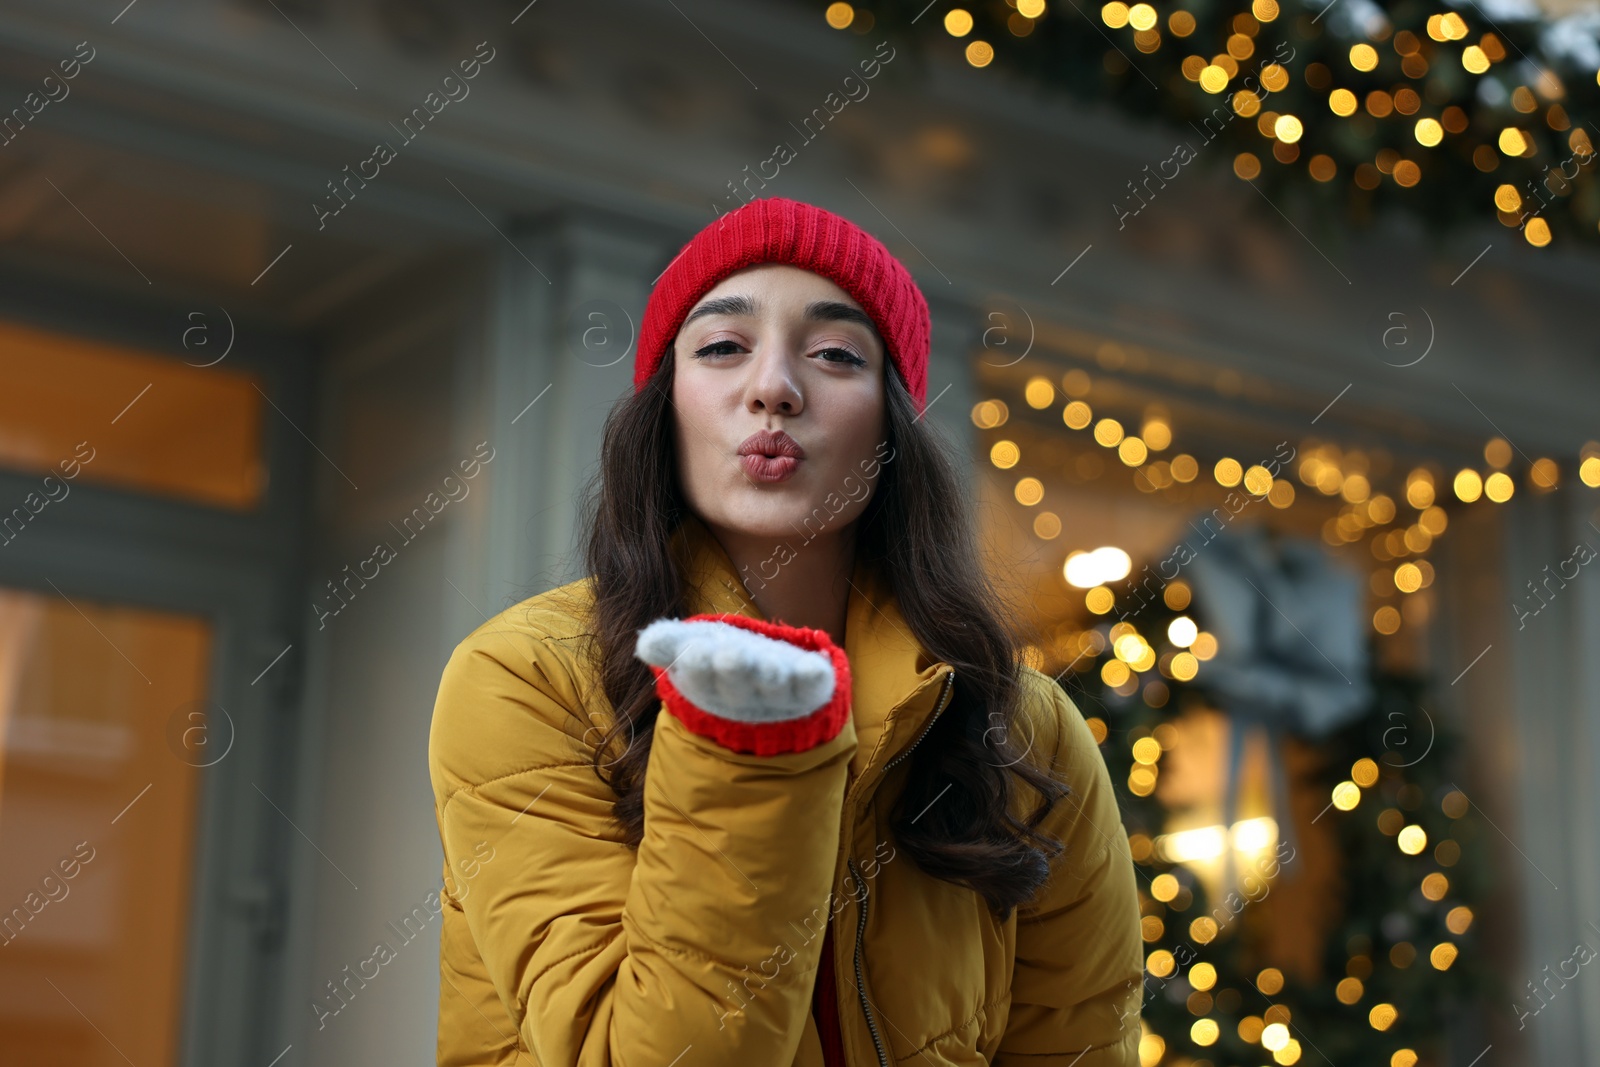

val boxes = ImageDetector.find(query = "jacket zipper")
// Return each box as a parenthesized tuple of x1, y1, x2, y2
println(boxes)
(848, 856, 888, 1067)
(881, 668, 956, 775)
(848, 667, 955, 1067)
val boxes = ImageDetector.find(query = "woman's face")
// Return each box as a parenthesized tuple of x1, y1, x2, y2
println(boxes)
(670, 263, 889, 546)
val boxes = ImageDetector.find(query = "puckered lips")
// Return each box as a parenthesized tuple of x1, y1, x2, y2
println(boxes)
(737, 429, 805, 483)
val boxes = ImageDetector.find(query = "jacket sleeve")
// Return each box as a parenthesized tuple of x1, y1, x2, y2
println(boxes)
(992, 677, 1145, 1067)
(428, 623, 856, 1067)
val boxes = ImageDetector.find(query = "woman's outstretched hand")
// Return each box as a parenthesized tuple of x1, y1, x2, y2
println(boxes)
(636, 617, 836, 720)
(633, 614, 852, 755)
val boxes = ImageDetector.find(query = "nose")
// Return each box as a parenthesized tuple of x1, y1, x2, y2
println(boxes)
(743, 346, 803, 416)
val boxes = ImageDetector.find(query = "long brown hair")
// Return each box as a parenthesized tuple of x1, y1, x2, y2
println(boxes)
(577, 352, 1070, 919)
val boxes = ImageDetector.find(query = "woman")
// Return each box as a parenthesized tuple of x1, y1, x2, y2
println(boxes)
(428, 197, 1143, 1067)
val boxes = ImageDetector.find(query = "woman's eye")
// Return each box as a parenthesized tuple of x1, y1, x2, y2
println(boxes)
(816, 347, 867, 367)
(692, 340, 742, 359)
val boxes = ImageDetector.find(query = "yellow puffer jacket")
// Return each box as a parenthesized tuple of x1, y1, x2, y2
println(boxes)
(428, 514, 1144, 1066)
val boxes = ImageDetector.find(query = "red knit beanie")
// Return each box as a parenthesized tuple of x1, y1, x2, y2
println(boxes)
(635, 197, 931, 411)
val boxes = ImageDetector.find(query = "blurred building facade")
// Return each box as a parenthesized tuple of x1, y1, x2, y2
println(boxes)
(0, 1, 1597, 1064)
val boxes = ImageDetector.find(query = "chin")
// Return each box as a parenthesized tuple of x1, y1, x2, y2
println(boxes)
(704, 478, 868, 544)
(706, 492, 813, 541)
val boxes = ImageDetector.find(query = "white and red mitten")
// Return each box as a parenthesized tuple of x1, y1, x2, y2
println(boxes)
(634, 614, 852, 757)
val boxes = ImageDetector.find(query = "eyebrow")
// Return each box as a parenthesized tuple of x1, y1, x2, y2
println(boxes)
(681, 295, 881, 337)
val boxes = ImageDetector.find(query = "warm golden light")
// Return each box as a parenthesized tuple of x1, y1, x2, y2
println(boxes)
(1132, 736, 1162, 764)
(1351, 757, 1379, 786)
(1332, 781, 1361, 810)
(1170, 453, 1199, 482)
(944, 8, 975, 35)
(1349, 43, 1378, 71)
(1415, 118, 1443, 146)
(1530, 457, 1559, 489)
(1153, 817, 1278, 862)
(1128, 2, 1157, 29)
(1405, 477, 1435, 509)
(1454, 468, 1483, 502)
(1397, 824, 1428, 854)
(1244, 464, 1274, 495)
(1394, 562, 1422, 593)
(1138, 1029, 1165, 1067)
(990, 440, 1020, 469)
(1191, 1018, 1220, 1045)
(1215, 457, 1243, 486)
(1168, 616, 1198, 647)
(824, 2, 855, 29)
(971, 399, 1009, 428)
(1094, 417, 1125, 446)
(1014, 477, 1045, 506)
(1065, 546, 1132, 587)
(1024, 375, 1055, 408)
(1369, 1003, 1398, 1031)
(1064, 400, 1093, 429)
(1330, 88, 1358, 116)
(1485, 471, 1515, 502)
(1119, 436, 1149, 466)
(1102, 1, 1130, 27)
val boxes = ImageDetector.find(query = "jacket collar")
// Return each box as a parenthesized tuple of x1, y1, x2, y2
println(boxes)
(671, 512, 954, 786)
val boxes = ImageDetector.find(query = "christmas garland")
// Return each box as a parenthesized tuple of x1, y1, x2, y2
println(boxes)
(1055, 571, 1496, 1065)
(819, 0, 1600, 246)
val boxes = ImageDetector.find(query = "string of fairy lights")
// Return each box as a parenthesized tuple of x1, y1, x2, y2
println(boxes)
(824, 0, 1600, 244)
(1094, 624, 1488, 1066)
(973, 368, 1600, 651)
(971, 370, 1499, 1066)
